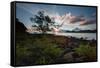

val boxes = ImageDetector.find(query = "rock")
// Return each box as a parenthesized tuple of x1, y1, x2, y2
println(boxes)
(63, 52, 74, 62)
(16, 18, 27, 33)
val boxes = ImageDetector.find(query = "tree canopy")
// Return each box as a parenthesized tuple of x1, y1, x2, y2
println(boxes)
(30, 11, 55, 33)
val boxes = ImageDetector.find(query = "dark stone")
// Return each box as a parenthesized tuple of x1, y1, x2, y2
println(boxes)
(16, 18, 27, 33)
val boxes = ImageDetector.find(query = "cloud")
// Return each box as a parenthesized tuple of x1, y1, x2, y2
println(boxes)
(44, 11, 96, 26)
(61, 13, 96, 26)
(91, 13, 96, 17)
(80, 19, 96, 25)
(56, 13, 85, 24)
(69, 15, 85, 23)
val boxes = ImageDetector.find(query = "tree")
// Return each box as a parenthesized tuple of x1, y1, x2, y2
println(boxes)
(30, 11, 55, 33)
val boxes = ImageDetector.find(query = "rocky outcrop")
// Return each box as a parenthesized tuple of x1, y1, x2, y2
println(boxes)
(16, 18, 27, 33)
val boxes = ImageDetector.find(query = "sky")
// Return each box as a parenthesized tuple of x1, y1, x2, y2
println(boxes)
(16, 3, 97, 31)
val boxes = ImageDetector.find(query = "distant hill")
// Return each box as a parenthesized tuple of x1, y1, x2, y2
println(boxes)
(73, 28, 80, 31)
(61, 29, 97, 33)
(16, 18, 27, 33)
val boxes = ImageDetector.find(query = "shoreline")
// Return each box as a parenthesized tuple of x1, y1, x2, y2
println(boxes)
(27, 32, 96, 41)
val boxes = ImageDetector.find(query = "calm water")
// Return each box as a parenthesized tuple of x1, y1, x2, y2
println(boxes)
(32, 32, 96, 40)
(47, 32, 96, 40)
(55, 33, 96, 40)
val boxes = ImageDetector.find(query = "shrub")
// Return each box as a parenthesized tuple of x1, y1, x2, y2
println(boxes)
(74, 44, 96, 61)
(16, 34, 63, 65)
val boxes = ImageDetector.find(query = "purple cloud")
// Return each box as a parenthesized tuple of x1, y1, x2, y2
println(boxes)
(80, 19, 96, 25)
(69, 15, 85, 23)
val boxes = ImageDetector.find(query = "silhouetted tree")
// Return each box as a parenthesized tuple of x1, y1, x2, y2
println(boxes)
(30, 11, 55, 33)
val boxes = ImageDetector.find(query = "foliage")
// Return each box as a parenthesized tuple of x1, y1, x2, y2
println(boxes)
(74, 44, 97, 61)
(16, 34, 63, 65)
(30, 11, 55, 33)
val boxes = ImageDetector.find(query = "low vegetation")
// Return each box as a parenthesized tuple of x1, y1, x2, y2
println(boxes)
(16, 33, 97, 66)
